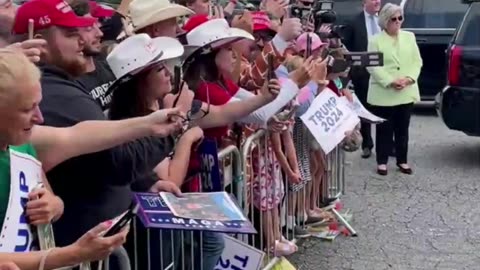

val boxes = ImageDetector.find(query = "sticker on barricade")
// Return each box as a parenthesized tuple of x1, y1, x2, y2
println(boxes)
(300, 89, 360, 154)
(133, 192, 257, 234)
(199, 139, 222, 192)
(215, 235, 265, 270)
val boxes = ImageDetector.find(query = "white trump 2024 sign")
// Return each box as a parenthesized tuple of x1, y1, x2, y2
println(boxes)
(301, 89, 360, 154)
(0, 149, 42, 252)
(215, 235, 265, 270)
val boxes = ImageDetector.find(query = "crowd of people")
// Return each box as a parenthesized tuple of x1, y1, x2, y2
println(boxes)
(0, 0, 422, 268)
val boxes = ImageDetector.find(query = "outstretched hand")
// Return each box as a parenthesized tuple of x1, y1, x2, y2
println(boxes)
(146, 108, 184, 137)
(7, 39, 46, 63)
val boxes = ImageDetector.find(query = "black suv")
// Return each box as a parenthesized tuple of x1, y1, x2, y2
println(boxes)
(436, 0, 480, 136)
(401, 0, 468, 102)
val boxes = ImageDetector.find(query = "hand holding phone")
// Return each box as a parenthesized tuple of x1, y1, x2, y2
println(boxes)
(267, 54, 275, 81)
(305, 33, 312, 58)
(102, 203, 139, 237)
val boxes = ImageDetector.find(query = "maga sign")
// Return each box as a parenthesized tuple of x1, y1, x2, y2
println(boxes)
(300, 89, 360, 154)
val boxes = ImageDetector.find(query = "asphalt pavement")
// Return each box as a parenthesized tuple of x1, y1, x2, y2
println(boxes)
(289, 108, 480, 270)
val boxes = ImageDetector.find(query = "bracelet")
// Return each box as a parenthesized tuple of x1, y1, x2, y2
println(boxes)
(39, 248, 55, 270)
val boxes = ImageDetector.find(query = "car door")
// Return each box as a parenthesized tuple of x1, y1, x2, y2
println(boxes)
(402, 0, 468, 100)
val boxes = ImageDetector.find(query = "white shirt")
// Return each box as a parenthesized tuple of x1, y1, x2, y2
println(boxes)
(364, 10, 381, 40)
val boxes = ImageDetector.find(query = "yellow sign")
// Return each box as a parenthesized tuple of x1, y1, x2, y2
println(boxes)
(272, 257, 296, 270)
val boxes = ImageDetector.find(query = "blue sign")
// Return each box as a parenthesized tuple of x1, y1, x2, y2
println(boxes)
(198, 139, 222, 192)
(133, 193, 256, 234)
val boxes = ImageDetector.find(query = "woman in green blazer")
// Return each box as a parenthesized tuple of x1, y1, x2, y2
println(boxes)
(366, 3, 423, 175)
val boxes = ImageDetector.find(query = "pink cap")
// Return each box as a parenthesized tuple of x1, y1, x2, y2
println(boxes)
(295, 32, 326, 53)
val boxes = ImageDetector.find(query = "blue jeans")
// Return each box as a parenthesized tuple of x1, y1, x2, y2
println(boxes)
(175, 231, 225, 270)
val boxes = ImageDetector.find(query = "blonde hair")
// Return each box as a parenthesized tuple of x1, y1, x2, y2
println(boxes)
(0, 49, 41, 104)
(378, 3, 403, 30)
(284, 55, 304, 73)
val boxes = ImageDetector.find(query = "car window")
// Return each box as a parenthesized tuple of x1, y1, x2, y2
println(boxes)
(456, 3, 480, 46)
(333, 0, 402, 25)
(402, 0, 468, 28)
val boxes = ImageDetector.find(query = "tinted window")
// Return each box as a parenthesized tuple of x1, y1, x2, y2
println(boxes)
(403, 0, 468, 28)
(333, 0, 402, 25)
(456, 3, 480, 46)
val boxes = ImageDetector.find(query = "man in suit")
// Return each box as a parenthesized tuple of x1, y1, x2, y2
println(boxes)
(343, 0, 382, 159)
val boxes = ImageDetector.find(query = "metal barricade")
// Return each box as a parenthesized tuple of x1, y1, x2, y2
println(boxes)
(126, 145, 244, 270)
(323, 147, 357, 236)
(241, 129, 306, 270)
(217, 145, 244, 207)
(123, 133, 355, 270)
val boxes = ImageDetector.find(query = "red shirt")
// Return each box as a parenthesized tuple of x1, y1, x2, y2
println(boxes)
(184, 78, 240, 193)
(195, 78, 240, 141)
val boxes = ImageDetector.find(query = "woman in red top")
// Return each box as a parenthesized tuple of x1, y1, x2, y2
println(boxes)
(183, 16, 305, 143)
(182, 16, 312, 256)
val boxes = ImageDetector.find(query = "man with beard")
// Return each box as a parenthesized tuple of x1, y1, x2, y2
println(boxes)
(12, 0, 183, 249)
(71, 0, 116, 111)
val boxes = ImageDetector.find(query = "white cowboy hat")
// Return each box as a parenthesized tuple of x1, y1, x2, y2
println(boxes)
(107, 33, 184, 88)
(129, 0, 194, 32)
(183, 18, 254, 62)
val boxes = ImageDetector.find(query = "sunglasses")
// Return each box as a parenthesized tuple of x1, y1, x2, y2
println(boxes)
(390, 16, 403, 22)
(167, 79, 211, 158)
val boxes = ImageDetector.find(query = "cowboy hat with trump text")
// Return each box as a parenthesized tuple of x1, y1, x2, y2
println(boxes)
(106, 33, 184, 90)
(129, 0, 194, 32)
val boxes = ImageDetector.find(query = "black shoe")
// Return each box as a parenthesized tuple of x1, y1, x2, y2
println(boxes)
(377, 167, 388, 176)
(321, 197, 338, 206)
(361, 148, 372, 159)
(397, 164, 413, 175)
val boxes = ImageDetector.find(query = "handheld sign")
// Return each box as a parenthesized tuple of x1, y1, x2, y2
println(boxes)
(198, 139, 222, 192)
(0, 149, 42, 252)
(215, 235, 265, 270)
(132, 193, 256, 234)
(300, 89, 360, 154)
(339, 94, 386, 124)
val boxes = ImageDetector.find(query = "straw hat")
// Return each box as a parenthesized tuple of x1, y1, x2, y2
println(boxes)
(183, 16, 254, 61)
(106, 33, 184, 88)
(129, 0, 194, 32)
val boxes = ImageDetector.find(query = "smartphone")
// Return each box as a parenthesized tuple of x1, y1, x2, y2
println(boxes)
(28, 19, 34, 40)
(103, 203, 139, 237)
(305, 34, 312, 58)
(172, 65, 182, 95)
(267, 54, 275, 81)
(290, 6, 310, 20)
